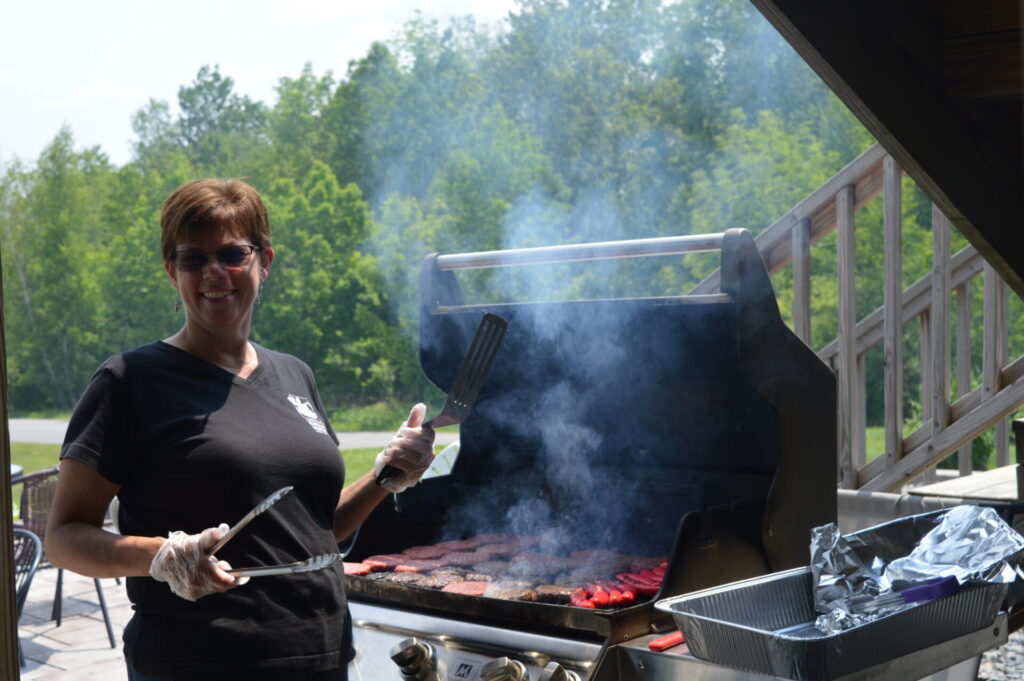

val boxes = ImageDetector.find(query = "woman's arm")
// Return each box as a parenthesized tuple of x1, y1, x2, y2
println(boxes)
(48, 459, 244, 601)
(333, 403, 435, 542)
(334, 471, 391, 542)
(46, 458, 163, 578)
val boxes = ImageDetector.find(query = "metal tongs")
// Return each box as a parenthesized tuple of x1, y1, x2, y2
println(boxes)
(228, 553, 344, 578)
(208, 486, 343, 578)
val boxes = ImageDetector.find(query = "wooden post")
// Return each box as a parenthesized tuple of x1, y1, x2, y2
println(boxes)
(837, 184, 858, 488)
(997, 283, 1010, 467)
(0, 248, 21, 680)
(1013, 420, 1024, 500)
(984, 262, 1009, 466)
(791, 218, 812, 344)
(931, 206, 951, 437)
(955, 283, 973, 475)
(855, 355, 867, 468)
(883, 156, 903, 469)
(919, 309, 935, 483)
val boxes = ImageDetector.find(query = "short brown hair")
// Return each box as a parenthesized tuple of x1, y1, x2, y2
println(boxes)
(160, 179, 271, 261)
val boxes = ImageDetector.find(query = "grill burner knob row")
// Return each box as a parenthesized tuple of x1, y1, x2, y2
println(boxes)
(480, 657, 528, 681)
(389, 637, 438, 681)
(538, 661, 581, 681)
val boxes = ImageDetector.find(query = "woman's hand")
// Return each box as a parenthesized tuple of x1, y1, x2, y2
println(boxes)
(373, 403, 436, 493)
(149, 523, 248, 601)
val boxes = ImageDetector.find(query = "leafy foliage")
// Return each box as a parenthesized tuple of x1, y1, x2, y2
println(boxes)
(3, 0, 910, 420)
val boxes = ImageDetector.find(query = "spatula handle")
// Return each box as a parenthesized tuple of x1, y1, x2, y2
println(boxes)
(375, 464, 400, 487)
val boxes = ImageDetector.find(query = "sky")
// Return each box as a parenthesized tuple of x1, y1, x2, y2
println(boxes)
(0, 0, 518, 167)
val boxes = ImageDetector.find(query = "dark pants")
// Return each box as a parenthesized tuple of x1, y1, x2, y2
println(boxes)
(126, 665, 347, 681)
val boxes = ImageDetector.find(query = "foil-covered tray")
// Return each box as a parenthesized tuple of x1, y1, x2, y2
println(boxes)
(655, 509, 1014, 681)
(656, 568, 1005, 680)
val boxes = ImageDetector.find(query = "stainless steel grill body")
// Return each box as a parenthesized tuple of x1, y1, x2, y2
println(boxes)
(347, 229, 841, 678)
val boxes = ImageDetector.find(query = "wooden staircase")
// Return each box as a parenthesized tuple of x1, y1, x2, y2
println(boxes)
(693, 142, 1024, 493)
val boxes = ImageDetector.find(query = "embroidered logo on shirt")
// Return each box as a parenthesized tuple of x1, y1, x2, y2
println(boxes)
(287, 394, 328, 434)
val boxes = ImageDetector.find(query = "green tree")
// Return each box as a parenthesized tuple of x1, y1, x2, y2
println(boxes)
(93, 163, 194, 353)
(258, 162, 399, 402)
(490, 0, 665, 209)
(176, 65, 270, 175)
(2, 0, 907, 418)
(267, 63, 336, 179)
(1, 129, 113, 409)
(322, 42, 404, 198)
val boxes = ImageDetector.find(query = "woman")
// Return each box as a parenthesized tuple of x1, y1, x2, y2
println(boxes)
(45, 179, 435, 681)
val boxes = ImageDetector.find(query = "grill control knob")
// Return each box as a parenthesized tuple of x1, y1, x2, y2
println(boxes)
(539, 661, 581, 681)
(389, 637, 438, 681)
(480, 656, 528, 681)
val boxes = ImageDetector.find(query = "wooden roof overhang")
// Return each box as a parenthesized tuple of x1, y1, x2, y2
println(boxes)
(749, 0, 1024, 299)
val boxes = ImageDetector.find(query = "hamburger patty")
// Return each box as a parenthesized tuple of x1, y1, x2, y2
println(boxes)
(441, 581, 491, 596)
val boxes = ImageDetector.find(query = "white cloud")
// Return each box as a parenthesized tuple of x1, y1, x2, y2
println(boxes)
(0, 0, 521, 166)
(269, 0, 513, 24)
(41, 81, 148, 111)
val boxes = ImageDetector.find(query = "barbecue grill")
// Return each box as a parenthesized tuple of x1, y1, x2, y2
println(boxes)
(345, 229, 840, 680)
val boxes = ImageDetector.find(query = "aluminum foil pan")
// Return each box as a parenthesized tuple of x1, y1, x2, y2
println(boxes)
(655, 567, 1006, 680)
(809, 505, 1024, 635)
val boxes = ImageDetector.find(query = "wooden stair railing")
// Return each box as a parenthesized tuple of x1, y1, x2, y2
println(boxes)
(692, 142, 1024, 493)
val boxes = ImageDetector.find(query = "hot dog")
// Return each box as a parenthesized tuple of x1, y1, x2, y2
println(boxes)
(570, 587, 595, 608)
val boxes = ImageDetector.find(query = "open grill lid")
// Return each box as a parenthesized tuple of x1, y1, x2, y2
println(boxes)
(346, 229, 836, 638)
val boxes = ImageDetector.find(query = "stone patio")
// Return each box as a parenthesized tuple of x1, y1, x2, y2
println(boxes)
(18, 568, 129, 680)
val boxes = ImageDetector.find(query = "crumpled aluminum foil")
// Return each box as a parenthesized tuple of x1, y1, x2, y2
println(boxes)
(811, 506, 1024, 634)
(885, 505, 1024, 584)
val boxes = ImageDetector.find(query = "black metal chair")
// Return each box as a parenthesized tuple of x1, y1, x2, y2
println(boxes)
(16, 465, 116, 648)
(14, 528, 43, 667)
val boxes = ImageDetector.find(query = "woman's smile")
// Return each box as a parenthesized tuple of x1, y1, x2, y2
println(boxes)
(200, 289, 236, 300)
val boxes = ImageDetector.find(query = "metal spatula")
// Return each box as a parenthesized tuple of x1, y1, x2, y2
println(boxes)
(375, 312, 508, 487)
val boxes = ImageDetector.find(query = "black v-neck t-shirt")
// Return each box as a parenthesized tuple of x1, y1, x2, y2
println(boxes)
(61, 341, 347, 678)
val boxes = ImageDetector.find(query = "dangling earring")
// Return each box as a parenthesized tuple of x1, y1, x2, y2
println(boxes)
(174, 297, 181, 314)
(255, 283, 263, 306)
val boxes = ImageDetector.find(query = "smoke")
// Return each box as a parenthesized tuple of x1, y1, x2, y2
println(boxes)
(351, 0, 837, 555)
(361, 0, 826, 325)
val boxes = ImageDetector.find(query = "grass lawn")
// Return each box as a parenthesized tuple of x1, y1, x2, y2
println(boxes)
(866, 426, 885, 462)
(865, 425, 997, 470)
(10, 443, 414, 490)
(10, 442, 61, 477)
(339, 447, 382, 486)
(10, 442, 62, 520)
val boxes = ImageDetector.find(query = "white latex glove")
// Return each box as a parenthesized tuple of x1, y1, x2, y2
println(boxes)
(373, 403, 436, 493)
(149, 523, 249, 601)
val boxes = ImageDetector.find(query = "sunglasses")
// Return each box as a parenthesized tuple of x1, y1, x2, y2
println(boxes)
(172, 244, 259, 272)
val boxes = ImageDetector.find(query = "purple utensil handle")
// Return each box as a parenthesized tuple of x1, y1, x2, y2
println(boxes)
(900, 575, 961, 603)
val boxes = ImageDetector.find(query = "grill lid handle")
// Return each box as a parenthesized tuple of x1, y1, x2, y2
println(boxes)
(436, 234, 726, 271)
